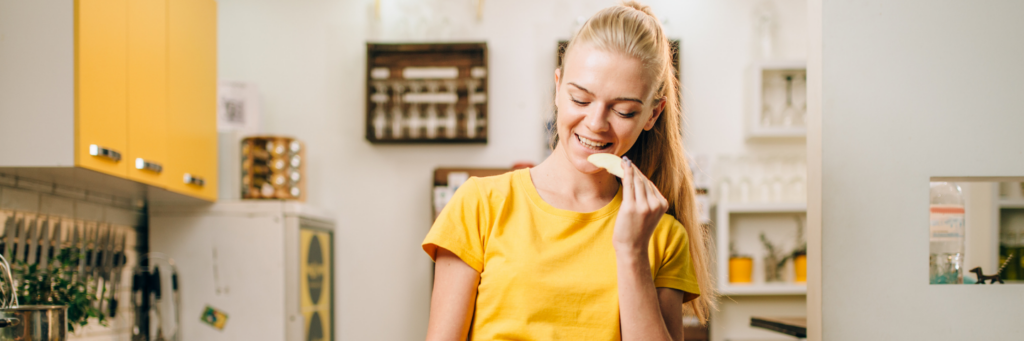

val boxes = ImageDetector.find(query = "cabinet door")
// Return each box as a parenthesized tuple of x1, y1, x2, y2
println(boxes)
(165, 0, 217, 201)
(75, 0, 128, 177)
(126, 0, 168, 186)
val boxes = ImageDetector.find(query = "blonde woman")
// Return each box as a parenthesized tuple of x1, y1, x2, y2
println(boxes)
(422, 2, 715, 340)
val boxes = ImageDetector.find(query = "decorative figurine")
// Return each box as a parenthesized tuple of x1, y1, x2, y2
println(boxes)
(969, 254, 1013, 284)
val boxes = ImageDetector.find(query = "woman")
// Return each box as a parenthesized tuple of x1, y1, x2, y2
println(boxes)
(422, 2, 715, 340)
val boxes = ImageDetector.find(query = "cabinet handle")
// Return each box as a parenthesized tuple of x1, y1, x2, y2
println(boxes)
(184, 173, 205, 187)
(135, 158, 163, 173)
(89, 144, 122, 162)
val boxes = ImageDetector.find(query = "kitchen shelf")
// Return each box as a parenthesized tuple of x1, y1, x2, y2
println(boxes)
(748, 60, 807, 141)
(715, 202, 807, 296)
(719, 202, 807, 214)
(747, 126, 807, 140)
(719, 283, 806, 296)
(998, 199, 1024, 209)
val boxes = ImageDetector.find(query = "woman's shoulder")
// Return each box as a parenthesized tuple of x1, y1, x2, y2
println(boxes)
(655, 213, 690, 242)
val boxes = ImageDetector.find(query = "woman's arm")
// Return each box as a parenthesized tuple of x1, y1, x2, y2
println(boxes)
(425, 248, 480, 341)
(658, 287, 686, 341)
(614, 158, 684, 341)
(616, 250, 684, 341)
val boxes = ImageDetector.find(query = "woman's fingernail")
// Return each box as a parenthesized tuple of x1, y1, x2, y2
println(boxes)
(623, 156, 631, 166)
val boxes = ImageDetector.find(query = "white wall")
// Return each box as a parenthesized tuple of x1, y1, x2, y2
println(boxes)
(822, 1, 1024, 339)
(216, 0, 806, 339)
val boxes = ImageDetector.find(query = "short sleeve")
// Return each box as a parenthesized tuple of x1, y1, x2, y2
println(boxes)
(422, 178, 487, 272)
(652, 217, 701, 298)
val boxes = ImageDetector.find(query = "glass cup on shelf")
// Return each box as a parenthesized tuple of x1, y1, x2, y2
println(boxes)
(780, 74, 800, 127)
(716, 155, 735, 204)
(767, 157, 785, 203)
(761, 74, 786, 128)
(736, 156, 753, 203)
(750, 157, 771, 203)
(792, 73, 808, 127)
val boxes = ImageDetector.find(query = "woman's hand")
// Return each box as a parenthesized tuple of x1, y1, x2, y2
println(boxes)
(612, 156, 669, 255)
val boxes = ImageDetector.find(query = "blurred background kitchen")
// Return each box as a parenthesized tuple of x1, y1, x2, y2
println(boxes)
(2, 0, 1024, 340)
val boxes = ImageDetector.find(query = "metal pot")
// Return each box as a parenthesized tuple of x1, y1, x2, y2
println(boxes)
(0, 254, 68, 341)
(0, 305, 67, 341)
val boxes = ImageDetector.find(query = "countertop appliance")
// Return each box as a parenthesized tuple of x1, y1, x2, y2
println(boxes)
(150, 201, 335, 341)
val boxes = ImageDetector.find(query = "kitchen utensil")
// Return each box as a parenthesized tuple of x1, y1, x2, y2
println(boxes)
(132, 253, 181, 341)
(108, 233, 127, 317)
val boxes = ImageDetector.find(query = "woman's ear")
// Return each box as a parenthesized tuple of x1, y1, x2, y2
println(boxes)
(644, 96, 667, 131)
(554, 68, 562, 92)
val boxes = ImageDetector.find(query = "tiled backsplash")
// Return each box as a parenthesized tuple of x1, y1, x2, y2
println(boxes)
(0, 180, 142, 341)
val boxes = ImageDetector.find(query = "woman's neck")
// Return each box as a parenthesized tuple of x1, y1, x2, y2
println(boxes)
(529, 145, 620, 212)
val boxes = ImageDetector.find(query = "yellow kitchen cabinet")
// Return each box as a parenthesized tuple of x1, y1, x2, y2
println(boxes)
(127, 0, 169, 187)
(75, 0, 129, 178)
(0, 1, 218, 203)
(165, 0, 218, 201)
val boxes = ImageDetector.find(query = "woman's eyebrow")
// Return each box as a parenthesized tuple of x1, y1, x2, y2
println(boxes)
(567, 82, 643, 105)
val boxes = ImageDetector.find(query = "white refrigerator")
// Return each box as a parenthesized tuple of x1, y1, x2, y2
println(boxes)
(150, 201, 335, 341)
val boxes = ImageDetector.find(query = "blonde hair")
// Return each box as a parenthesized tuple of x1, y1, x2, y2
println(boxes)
(556, 1, 717, 323)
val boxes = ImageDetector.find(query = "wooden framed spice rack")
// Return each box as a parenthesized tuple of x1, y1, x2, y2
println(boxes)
(366, 43, 488, 144)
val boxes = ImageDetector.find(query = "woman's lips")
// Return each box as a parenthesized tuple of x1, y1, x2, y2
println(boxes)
(576, 133, 612, 151)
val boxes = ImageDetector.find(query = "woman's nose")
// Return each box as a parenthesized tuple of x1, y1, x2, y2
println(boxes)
(584, 107, 610, 133)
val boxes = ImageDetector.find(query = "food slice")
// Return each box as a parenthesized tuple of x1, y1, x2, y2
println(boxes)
(587, 153, 625, 178)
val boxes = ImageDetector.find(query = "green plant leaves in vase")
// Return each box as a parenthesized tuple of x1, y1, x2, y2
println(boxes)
(6, 249, 107, 332)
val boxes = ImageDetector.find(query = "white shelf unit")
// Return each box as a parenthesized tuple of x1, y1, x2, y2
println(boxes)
(715, 202, 807, 296)
(749, 60, 807, 140)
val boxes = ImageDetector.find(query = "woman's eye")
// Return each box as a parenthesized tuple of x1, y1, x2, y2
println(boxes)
(615, 110, 637, 118)
(571, 98, 589, 106)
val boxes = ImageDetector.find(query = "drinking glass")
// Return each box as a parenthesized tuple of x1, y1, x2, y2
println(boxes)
(780, 75, 799, 127)
(717, 156, 734, 203)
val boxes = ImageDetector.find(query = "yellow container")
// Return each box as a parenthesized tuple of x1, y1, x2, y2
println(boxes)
(729, 257, 753, 283)
(794, 254, 807, 283)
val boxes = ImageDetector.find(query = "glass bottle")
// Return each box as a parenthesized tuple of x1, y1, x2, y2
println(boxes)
(929, 182, 965, 284)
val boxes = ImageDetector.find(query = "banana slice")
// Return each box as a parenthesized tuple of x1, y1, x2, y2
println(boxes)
(587, 153, 625, 178)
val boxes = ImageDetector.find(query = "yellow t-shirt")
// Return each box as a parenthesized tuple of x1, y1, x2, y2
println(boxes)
(422, 169, 700, 341)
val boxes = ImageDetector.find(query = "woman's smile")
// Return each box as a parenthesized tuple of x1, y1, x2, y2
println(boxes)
(575, 133, 613, 151)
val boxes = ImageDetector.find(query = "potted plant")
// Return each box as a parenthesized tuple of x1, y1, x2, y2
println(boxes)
(728, 242, 754, 284)
(760, 232, 792, 283)
(11, 249, 107, 332)
(792, 216, 807, 283)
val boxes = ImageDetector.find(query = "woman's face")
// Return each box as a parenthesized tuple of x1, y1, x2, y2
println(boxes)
(554, 43, 664, 175)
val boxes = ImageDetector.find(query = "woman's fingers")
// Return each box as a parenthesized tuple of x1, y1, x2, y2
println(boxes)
(631, 161, 648, 208)
(643, 178, 658, 207)
(644, 178, 667, 213)
(621, 156, 667, 213)
(621, 157, 634, 204)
